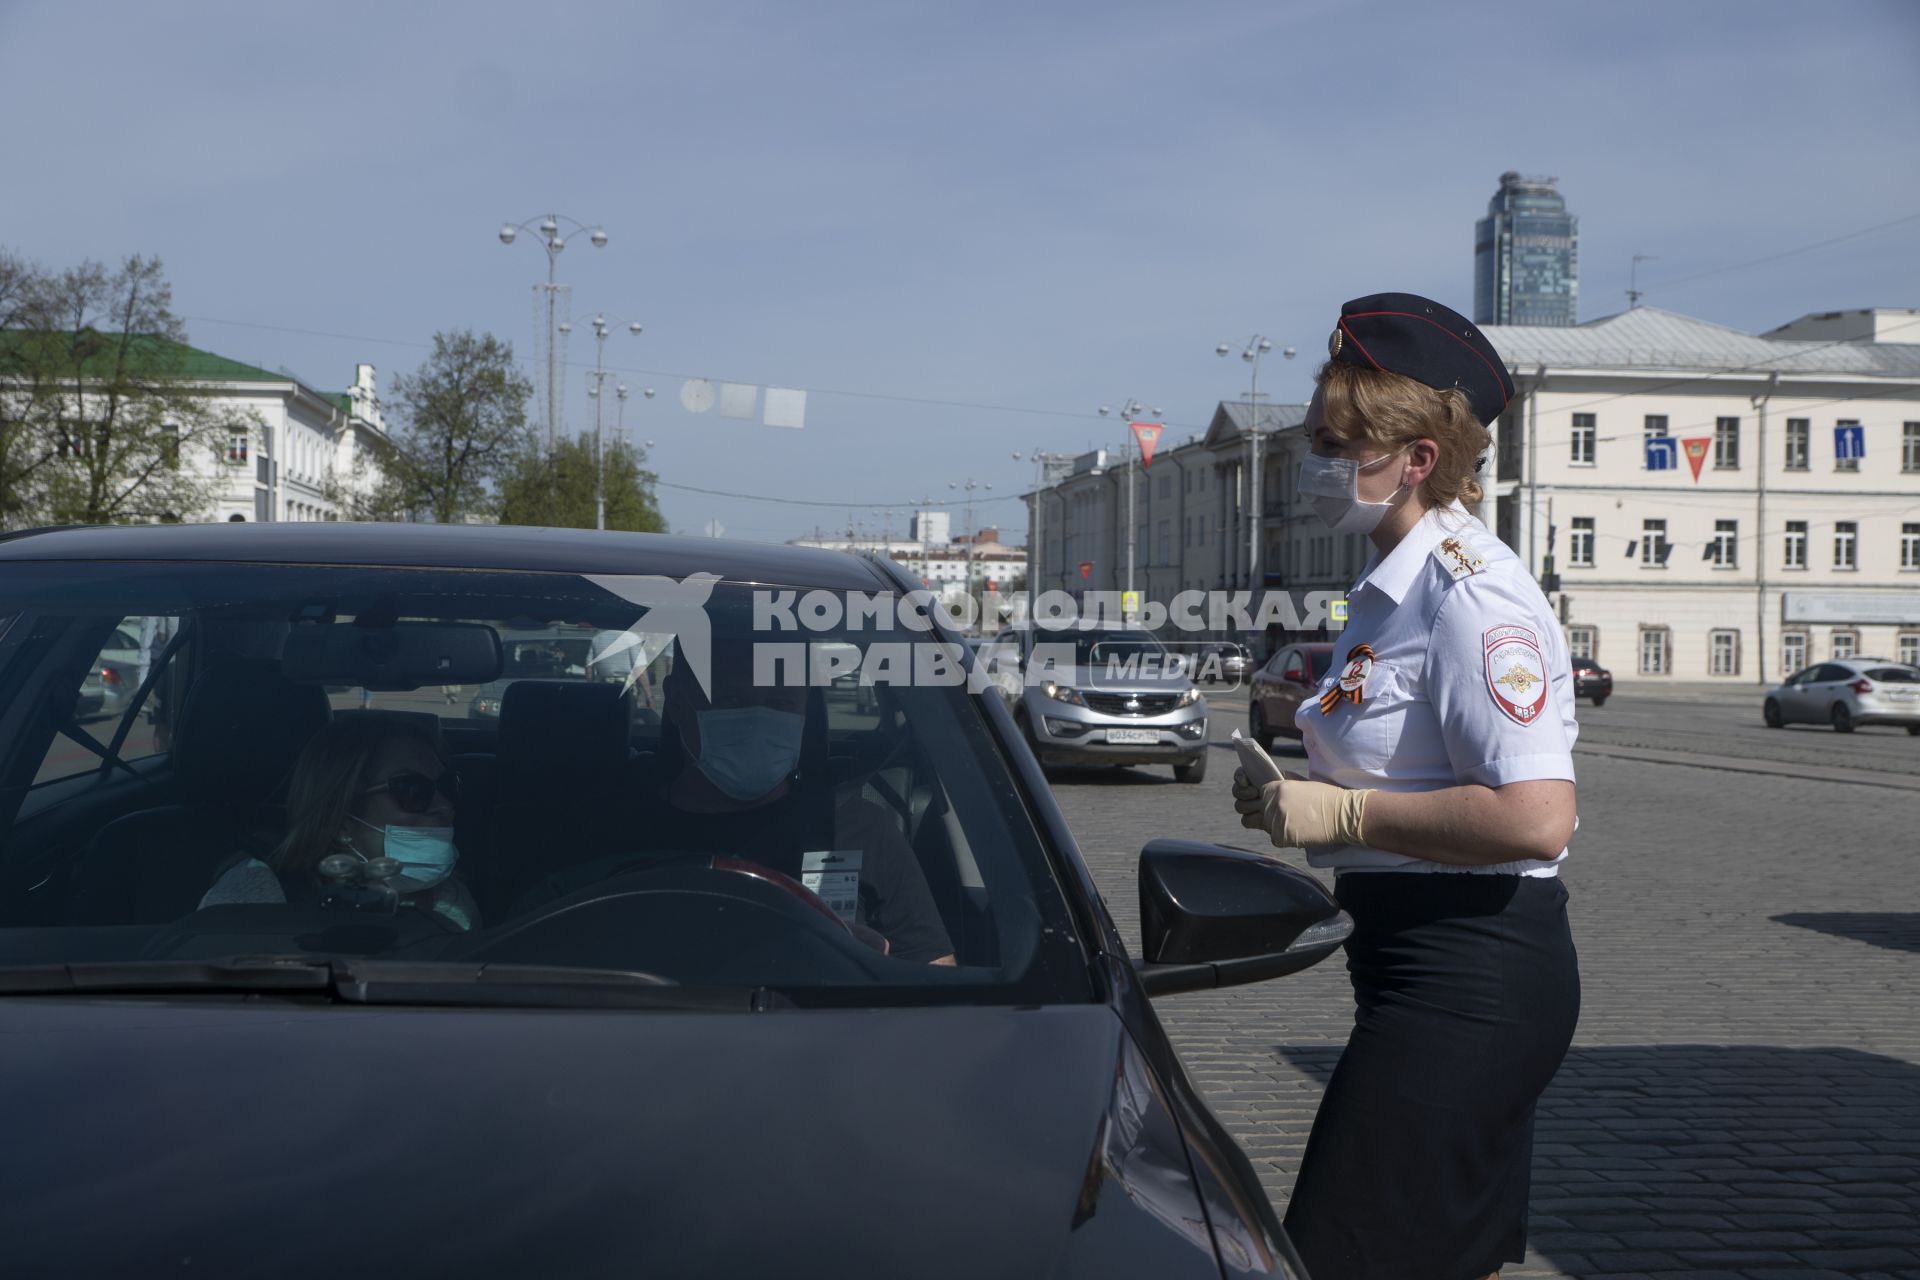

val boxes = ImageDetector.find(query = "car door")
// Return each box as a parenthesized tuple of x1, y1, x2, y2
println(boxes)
(1259, 648, 1297, 726)
(1793, 664, 1843, 722)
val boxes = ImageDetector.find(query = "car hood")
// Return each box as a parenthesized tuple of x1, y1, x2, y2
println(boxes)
(0, 999, 1224, 1278)
(1065, 665, 1198, 697)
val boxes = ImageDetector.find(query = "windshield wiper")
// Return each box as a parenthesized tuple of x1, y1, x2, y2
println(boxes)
(0, 958, 788, 1011)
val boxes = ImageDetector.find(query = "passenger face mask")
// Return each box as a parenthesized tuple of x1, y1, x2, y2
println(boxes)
(351, 816, 459, 891)
(1296, 447, 1410, 534)
(694, 706, 805, 802)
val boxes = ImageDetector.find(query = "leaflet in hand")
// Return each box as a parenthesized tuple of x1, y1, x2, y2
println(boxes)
(1229, 728, 1285, 787)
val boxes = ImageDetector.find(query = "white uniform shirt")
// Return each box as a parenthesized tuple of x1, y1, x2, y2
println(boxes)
(1295, 502, 1578, 876)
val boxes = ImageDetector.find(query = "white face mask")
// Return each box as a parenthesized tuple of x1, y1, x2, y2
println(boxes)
(1296, 447, 1409, 534)
(694, 705, 805, 802)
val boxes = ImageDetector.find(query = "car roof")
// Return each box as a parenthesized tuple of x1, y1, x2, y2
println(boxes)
(0, 522, 897, 592)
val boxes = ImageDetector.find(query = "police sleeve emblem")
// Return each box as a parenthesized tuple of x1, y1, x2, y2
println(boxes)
(1483, 624, 1548, 725)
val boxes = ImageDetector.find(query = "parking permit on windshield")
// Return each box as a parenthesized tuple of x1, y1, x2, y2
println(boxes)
(1230, 729, 1284, 787)
(801, 850, 863, 924)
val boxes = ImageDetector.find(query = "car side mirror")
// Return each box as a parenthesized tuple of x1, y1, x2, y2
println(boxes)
(1133, 840, 1351, 997)
(1283, 667, 1304, 683)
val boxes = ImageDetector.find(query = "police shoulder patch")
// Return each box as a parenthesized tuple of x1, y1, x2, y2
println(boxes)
(1432, 533, 1486, 582)
(1483, 624, 1548, 725)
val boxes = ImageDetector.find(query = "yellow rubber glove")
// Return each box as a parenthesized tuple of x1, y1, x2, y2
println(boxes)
(1231, 768, 1371, 850)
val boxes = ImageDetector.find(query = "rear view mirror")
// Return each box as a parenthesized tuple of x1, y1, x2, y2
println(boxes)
(1134, 839, 1350, 997)
(281, 622, 503, 690)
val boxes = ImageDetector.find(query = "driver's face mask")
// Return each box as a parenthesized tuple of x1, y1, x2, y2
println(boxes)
(693, 705, 805, 802)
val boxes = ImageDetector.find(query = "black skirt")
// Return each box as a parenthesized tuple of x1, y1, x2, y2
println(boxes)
(1282, 872, 1580, 1280)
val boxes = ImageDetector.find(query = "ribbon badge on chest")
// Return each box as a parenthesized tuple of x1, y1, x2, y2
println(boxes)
(1318, 643, 1376, 716)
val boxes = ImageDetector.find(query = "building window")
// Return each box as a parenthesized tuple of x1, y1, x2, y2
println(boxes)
(1784, 521, 1807, 569)
(1569, 517, 1594, 568)
(160, 422, 180, 470)
(1785, 419, 1809, 471)
(1711, 520, 1738, 568)
(1644, 414, 1668, 440)
(1714, 416, 1740, 469)
(1566, 626, 1596, 661)
(1831, 631, 1857, 661)
(1781, 632, 1808, 676)
(1836, 419, 1861, 473)
(1834, 521, 1857, 570)
(1157, 520, 1170, 565)
(227, 432, 249, 463)
(1641, 518, 1668, 567)
(1905, 422, 1920, 473)
(1709, 630, 1740, 676)
(1570, 414, 1595, 465)
(1638, 627, 1671, 676)
(1899, 633, 1920, 667)
(1905, 523, 1920, 571)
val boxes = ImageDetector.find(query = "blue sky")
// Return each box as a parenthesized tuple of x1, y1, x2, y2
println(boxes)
(4, 0, 1917, 542)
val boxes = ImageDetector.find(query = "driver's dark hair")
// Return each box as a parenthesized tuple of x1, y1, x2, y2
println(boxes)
(268, 717, 445, 887)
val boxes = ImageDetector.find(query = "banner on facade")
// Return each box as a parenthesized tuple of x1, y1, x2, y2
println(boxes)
(1682, 437, 1710, 481)
(1130, 422, 1164, 469)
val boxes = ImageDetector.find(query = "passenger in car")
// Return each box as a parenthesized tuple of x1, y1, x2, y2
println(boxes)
(199, 717, 480, 930)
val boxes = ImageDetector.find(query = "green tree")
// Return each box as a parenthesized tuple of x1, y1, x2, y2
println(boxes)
(496, 435, 666, 532)
(340, 330, 531, 524)
(0, 254, 239, 526)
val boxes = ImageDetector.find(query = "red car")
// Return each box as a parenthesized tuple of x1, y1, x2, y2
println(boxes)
(1245, 642, 1335, 748)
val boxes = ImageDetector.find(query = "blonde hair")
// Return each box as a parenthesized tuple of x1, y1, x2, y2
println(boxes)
(267, 718, 444, 886)
(1317, 361, 1491, 509)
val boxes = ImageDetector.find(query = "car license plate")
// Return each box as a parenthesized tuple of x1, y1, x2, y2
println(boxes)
(1107, 728, 1159, 744)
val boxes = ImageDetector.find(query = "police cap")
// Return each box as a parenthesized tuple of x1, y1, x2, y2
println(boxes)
(1326, 292, 1515, 427)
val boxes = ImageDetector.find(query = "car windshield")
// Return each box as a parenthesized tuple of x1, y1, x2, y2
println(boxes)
(1302, 649, 1333, 680)
(0, 561, 1090, 1006)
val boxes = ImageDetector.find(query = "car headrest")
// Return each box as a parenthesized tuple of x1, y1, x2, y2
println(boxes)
(172, 660, 332, 802)
(498, 680, 631, 789)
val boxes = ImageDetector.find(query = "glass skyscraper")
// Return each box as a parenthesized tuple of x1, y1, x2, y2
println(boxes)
(1473, 172, 1579, 327)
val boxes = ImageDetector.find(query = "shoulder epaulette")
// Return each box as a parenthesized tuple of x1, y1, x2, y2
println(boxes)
(1432, 533, 1486, 582)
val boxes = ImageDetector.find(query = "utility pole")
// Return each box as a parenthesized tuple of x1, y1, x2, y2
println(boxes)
(584, 314, 642, 531)
(499, 213, 609, 449)
(1627, 253, 1659, 308)
(1098, 399, 1159, 617)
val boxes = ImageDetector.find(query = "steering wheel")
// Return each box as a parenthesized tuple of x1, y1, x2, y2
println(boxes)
(445, 856, 893, 983)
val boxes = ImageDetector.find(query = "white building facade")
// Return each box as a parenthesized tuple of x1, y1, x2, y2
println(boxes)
(1483, 307, 1920, 683)
(187, 353, 390, 524)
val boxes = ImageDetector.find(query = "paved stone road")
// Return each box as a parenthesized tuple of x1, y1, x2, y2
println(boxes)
(1049, 694, 1920, 1280)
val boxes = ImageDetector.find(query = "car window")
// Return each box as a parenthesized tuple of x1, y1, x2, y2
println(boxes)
(1865, 666, 1919, 683)
(0, 563, 1086, 1006)
(28, 614, 186, 788)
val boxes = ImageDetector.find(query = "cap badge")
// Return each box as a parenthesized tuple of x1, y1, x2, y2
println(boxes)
(1327, 326, 1344, 358)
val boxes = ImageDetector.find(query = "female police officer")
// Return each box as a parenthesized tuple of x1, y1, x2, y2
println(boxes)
(1233, 293, 1580, 1280)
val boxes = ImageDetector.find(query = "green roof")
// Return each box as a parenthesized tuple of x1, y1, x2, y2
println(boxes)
(1, 332, 348, 413)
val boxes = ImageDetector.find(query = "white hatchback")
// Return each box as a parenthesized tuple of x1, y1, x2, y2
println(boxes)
(1764, 659, 1920, 734)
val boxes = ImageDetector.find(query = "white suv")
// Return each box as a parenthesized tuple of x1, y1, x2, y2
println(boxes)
(1764, 659, 1920, 734)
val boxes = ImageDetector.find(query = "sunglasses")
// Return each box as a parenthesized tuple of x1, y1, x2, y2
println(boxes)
(364, 768, 461, 814)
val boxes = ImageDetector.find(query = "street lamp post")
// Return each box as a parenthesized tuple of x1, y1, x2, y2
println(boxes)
(1098, 398, 1160, 617)
(498, 212, 609, 450)
(948, 478, 992, 630)
(1013, 448, 1070, 615)
(583, 313, 643, 531)
(1215, 337, 1295, 592)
